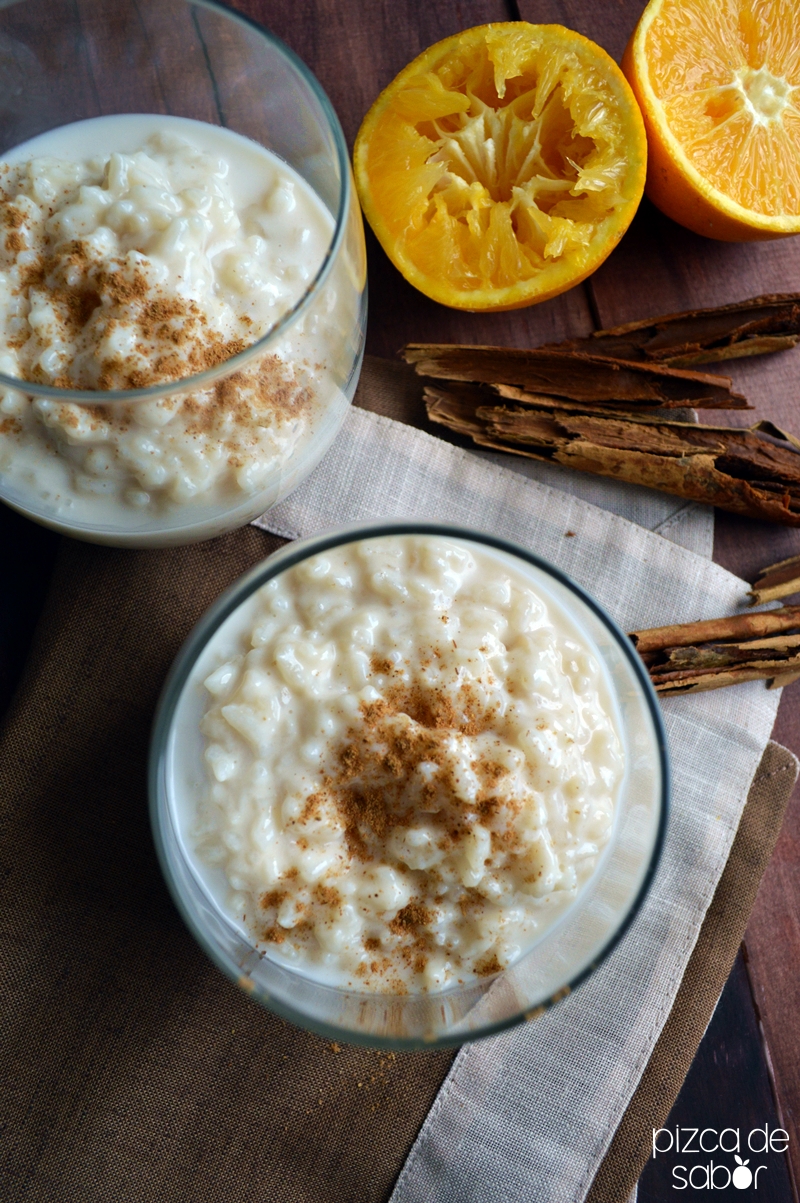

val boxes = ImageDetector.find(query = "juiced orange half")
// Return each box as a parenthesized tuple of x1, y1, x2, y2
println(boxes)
(354, 23, 647, 310)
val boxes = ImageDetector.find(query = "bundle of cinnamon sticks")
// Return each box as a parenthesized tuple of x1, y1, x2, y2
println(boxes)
(404, 292, 800, 526)
(629, 551, 800, 695)
(630, 604, 800, 695)
(749, 552, 800, 604)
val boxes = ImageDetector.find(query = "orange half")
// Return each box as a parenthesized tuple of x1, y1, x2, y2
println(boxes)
(354, 23, 647, 311)
(623, 0, 800, 241)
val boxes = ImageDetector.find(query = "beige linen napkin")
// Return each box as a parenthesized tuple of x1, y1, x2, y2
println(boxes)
(253, 367, 792, 1203)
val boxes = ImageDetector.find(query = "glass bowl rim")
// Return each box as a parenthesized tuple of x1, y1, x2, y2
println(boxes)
(148, 519, 671, 1050)
(0, 0, 352, 405)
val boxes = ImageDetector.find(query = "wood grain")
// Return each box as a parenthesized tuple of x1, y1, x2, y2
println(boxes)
(73, 0, 222, 122)
(516, 0, 637, 62)
(747, 790, 800, 1203)
(0, 0, 227, 149)
(0, 1, 102, 149)
(246, 0, 511, 146)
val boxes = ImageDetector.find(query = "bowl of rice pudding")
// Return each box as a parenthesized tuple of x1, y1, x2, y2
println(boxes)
(0, 0, 366, 545)
(150, 523, 668, 1048)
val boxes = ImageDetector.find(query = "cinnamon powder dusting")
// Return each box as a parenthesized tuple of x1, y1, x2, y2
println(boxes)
(256, 670, 518, 990)
(0, 198, 315, 451)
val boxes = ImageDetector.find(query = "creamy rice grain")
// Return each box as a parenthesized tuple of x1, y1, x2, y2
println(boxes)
(195, 535, 624, 994)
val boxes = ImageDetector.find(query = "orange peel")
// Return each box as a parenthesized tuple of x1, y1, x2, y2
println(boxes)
(354, 23, 647, 310)
(623, 0, 800, 241)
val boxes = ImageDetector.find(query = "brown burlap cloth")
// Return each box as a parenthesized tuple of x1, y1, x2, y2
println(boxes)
(1, 358, 797, 1203)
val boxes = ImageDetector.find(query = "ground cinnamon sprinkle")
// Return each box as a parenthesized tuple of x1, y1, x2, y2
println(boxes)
(299, 791, 325, 823)
(338, 743, 364, 779)
(257, 662, 518, 988)
(360, 699, 391, 726)
(388, 900, 433, 935)
(458, 888, 486, 915)
(0, 207, 315, 438)
(1, 203, 23, 229)
(477, 760, 509, 786)
(313, 883, 342, 909)
(475, 952, 503, 977)
(323, 680, 501, 863)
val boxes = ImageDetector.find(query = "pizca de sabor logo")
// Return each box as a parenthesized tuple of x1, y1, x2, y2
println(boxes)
(652, 1125, 790, 1190)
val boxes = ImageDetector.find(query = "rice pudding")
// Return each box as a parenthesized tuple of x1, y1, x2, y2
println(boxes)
(186, 534, 624, 995)
(0, 113, 363, 543)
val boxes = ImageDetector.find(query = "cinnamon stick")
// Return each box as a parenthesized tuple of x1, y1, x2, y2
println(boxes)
(403, 345, 748, 409)
(748, 552, 800, 604)
(767, 669, 800, 690)
(425, 383, 800, 527)
(548, 293, 800, 367)
(654, 634, 800, 668)
(629, 606, 800, 695)
(635, 611, 800, 659)
(629, 606, 800, 653)
(650, 659, 800, 695)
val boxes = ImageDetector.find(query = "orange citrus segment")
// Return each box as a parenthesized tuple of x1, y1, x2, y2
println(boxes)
(623, 0, 800, 240)
(354, 24, 647, 310)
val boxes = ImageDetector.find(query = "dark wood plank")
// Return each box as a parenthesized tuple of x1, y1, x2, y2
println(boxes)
(0, 1, 101, 150)
(0, 510, 60, 717)
(746, 805, 800, 1202)
(74, 0, 221, 122)
(0, 0, 224, 149)
(638, 950, 795, 1202)
(242, 0, 512, 147)
(515, 0, 637, 63)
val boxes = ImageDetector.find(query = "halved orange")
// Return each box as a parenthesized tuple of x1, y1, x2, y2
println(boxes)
(623, 0, 800, 241)
(353, 23, 647, 311)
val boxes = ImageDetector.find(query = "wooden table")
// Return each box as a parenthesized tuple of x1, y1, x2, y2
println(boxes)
(2, 1, 799, 1198)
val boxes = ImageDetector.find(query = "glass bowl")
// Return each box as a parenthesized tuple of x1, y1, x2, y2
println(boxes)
(149, 521, 669, 1050)
(0, 0, 366, 546)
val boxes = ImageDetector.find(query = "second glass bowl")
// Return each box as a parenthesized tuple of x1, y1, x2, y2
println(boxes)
(0, 0, 366, 546)
(149, 521, 668, 1049)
